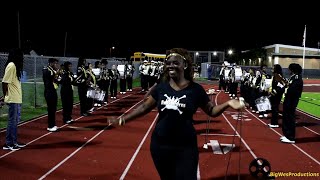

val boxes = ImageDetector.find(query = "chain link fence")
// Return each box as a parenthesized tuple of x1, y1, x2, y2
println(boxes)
(0, 54, 140, 111)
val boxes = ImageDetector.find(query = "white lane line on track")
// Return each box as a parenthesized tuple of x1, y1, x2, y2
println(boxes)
(0, 92, 139, 160)
(120, 113, 159, 180)
(244, 107, 320, 166)
(39, 94, 144, 180)
(215, 91, 258, 159)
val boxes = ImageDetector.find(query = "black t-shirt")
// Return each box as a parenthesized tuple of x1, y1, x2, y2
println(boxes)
(150, 82, 210, 144)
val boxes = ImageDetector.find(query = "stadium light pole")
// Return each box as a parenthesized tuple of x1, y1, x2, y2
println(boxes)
(110, 46, 115, 57)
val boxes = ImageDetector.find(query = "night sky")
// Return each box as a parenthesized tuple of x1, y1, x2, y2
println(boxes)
(1, 7, 319, 59)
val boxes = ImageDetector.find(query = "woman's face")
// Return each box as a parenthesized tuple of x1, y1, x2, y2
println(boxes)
(165, 55, 185, 79)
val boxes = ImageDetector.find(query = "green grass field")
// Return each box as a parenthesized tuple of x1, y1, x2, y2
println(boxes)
(297, 92, 320, 117)
(0, 79, 141, 129)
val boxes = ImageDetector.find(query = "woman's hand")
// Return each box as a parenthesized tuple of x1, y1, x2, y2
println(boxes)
(228, 99, 246, 110)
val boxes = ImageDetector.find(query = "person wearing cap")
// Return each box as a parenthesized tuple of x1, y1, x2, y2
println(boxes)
(139, 59, 150, 91)
(111, 48, 245, 179)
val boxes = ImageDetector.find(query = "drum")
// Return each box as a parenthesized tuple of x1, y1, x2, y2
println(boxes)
(117, 65, 125, 78)
(234, 67, 242, 82)
(260, 78, 272, 91)
(255, 96, 271, 112)
(94, 90, 106, 101)
(224, 69, 231, 81)
(86, 89, 96, 99)
(92, 68, 100, 76)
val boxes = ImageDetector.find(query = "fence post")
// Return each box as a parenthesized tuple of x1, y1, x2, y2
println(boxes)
(34, 56, 37, 107)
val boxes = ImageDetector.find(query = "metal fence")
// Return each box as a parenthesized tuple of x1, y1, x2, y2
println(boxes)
(0, 54, 142, 109)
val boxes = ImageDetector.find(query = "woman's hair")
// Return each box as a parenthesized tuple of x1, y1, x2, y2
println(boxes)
(63, 61, 72, 71)
(77, 57, 86, 67)
(163, 48, 193, 82)
(273, 64, 283, 76)
(288, 63, 302, 75)
(5, 48, 24, 80)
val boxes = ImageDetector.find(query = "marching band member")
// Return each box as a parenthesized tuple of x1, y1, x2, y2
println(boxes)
(139, 59, 150, 91)
(118, 60, 127, 94)
(255, 65, 271, 118)
(268, 64, 285, 128)
(86, 63, 97, 113)
(218, 63, 226, 91)
(126, 61, 135, 91)
(100, 59, 110, 104)
(149, 60, 158, 87)
(109, 64, 120, 99)
(277, 63, 303, 144)
(43, 58, 59, 132)
(60, 61, 75, 124)
(75, 57, 90, 116)
(93, 61, 103, 107)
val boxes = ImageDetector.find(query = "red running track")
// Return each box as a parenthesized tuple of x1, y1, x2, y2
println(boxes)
(0, 85, 319, 179)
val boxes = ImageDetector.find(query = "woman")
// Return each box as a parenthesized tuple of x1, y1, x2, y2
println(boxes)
(268, 64, 285, 128)
(112, 48, 245, 179)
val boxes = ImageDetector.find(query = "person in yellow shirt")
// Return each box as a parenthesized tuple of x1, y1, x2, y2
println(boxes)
(2, 49, 26, 151)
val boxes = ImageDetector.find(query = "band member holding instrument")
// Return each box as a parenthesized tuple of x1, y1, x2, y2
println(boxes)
(43, 58, 60, 132)
(110, 64, 120, 99)
(275, 63, 303, 144)
(268, 64, 285, 128)
(60, 61, 75, 124)
(75, 57, 90, 116)
(126, 60, 135, 91)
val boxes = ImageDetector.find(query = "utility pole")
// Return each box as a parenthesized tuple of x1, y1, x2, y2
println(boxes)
(64, 32, 67, 57)
(17, 11, 21, 49)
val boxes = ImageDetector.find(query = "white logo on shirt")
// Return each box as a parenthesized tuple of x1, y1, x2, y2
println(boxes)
(161, 94, 186, 114)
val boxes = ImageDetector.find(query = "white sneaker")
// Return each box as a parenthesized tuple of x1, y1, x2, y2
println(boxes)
(47, 126, 58, 132)
(256, 111, 260, 114)
(130, 89, 132, 91)
(280, 136, 295, 144)
(89, 107, 94, 113)
(66, 119, 74, 124)
(259, 115, 263, 118)
(268, 124, 279, 128)
(263, 114, 268, 118)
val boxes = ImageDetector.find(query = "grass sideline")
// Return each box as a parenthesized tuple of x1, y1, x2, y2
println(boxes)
(297, 92, 320, 117)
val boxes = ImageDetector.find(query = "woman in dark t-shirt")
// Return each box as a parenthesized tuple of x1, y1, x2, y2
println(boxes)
(113, 48, 245, 180)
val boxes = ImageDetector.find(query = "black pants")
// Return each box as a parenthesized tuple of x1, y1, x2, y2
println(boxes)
(270, 94, 282, 125)
(100, 79, 110, 102)
(127, 77, 133, 90)
(218, 75, 226, 90)
(141, 75, 149, 91)
(120, 78, 126, 92)
(61, 88, 73, 123)
(110, 79, 118, 97)
(45, 91, 57, 128)
(150, 135, 198, 180)
(78, 83, 88, 114)
(282, 99, 298, 141)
